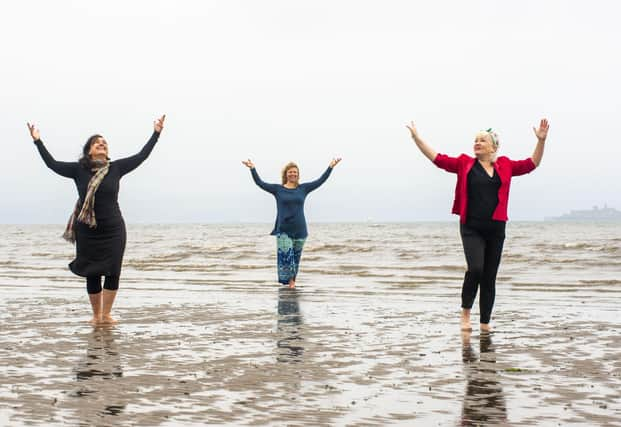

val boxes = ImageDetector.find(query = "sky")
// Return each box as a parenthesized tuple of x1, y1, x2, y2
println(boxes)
(2, 0, 620, 223)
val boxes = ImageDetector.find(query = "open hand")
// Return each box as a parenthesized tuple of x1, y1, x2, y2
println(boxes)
(533, 118, 549, 141)
(406, 121, 420, 140)
(329, 158, 342, 168)
(154, 114, 166, 133)
(242, 159, 255, 169)
(27, 122, 40, 141)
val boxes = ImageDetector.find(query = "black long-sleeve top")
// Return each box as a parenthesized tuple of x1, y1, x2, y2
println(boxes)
(34, 131, 160, 221)
(467, 160, 501, 220)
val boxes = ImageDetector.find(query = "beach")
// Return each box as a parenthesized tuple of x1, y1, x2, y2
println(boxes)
(1, 222, 620, 426)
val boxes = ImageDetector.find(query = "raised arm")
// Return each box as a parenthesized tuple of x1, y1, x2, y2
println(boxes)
(406, 121, 460, 173)
(530, 118, 549, 167)
(242, 159, 279, 194)
(301, 159, 340, 193)
(406, 121, 438, 162)
(27, 122, 77, 178)
(115, 115, 165, 176)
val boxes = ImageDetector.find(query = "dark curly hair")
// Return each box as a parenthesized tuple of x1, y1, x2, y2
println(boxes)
(78, 134, 107, 168)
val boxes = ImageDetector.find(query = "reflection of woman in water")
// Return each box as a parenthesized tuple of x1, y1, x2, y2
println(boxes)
(73, 327, 126, 420)
(407, 119, 549, 331)
(242, 158, 341, 288)
(276, 287, 303, 363)
(27, 116, 165, 325)
(460, 332, 507, 425)
(76, 328, 123, 380)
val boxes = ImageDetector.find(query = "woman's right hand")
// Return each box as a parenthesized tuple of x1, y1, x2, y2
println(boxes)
(406, 121, 420, 140)
(242, 159, 255, 169)
(27, 122, 40, 141)
(405, 120, 437, 162)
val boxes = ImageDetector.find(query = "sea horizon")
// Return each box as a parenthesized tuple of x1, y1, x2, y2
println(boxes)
(3, 218, 621, 226)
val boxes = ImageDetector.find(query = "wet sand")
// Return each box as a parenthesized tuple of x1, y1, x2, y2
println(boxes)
(1, 279, 620, 426)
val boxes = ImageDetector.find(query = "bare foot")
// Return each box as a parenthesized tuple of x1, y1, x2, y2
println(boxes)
(460, 309, 472, 331)
(480, 323, 492, 333)
(288, 280, 296, 289)
(100, 315, 118, 325)
(88, 317, 100, 325)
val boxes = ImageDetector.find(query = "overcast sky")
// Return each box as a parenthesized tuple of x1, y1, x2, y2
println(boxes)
(2, 0, 619, 223)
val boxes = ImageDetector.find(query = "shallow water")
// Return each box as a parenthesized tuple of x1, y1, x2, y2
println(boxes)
(1, 222, 620, 426)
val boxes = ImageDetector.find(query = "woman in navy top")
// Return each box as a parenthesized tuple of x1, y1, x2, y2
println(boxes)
(243, 158, 341, 288)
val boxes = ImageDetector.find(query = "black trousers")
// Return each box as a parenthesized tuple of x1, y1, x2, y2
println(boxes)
(86, 275, 120, 294)
(459, 218, 506, 324)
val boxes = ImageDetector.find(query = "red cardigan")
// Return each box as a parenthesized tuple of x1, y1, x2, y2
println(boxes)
(433, 153, 536, 223)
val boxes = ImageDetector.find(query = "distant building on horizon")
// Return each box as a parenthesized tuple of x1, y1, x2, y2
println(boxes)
(545, 204, 621, 221)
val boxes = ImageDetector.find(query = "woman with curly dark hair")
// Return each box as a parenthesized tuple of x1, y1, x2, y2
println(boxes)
(27, 115, 166, 325)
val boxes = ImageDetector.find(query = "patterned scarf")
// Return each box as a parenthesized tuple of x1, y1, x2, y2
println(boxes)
(63, 160, 110, 243)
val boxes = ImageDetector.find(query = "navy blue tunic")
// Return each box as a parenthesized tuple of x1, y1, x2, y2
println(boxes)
(250, 167, 332, 239)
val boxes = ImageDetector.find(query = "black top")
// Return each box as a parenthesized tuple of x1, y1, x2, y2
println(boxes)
(467, 160, 501, 220)
(34, 131, 160, 221)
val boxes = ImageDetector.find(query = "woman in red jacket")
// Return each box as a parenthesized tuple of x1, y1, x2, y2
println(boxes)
(406, 119, 549, 332)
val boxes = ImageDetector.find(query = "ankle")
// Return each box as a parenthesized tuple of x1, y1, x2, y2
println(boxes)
(480, 323, 492, 332)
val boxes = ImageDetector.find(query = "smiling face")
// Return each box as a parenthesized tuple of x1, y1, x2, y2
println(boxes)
(473, 132, 497, 159)
(285, 167, 299, 185)
(281, 162, 300, 186)
(88, 136, 109, 160)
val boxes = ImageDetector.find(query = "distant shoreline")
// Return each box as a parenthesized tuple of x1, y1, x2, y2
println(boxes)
(545, 205, 621, 222)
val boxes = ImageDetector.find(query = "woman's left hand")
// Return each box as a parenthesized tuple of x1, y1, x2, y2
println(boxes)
(533, 118, 549, 141)
(154, 114, 166, 133)
(329, 158, 342, 168)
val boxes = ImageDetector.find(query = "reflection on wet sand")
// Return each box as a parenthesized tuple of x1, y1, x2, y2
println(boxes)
(460, 332, 507, 426)
(71, 326, 126, 422)
(276, 287, 303, 363)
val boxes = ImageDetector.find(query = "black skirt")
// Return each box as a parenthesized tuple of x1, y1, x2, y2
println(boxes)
(69, 217, 127, 277)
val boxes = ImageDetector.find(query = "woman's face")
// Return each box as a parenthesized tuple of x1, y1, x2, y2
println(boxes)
(286, 167, 299, 184)
(89, 137, 109, 159)
(473, 133, 496, 158)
